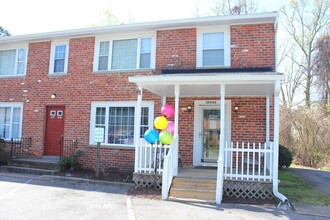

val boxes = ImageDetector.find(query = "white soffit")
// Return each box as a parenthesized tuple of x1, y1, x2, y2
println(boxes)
(129, 73, 284, 97)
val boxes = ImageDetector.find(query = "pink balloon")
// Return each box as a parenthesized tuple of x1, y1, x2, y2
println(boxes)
(165, 121, 175, 135)
(161, 104, 175, 118)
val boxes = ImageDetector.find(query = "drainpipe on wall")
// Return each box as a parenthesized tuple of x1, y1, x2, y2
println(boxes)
(273, 80, 291, 210)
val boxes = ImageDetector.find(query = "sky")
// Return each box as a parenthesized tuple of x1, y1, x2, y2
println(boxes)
(1, 0, 288, 36)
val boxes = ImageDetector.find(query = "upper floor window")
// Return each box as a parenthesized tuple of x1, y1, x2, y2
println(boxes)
(95, 36, 154, 71)
(197, 27, 230, 68)
(49, 42, 69, 74)
(0, 48, 27, 76)
(0, 103, 23, 140)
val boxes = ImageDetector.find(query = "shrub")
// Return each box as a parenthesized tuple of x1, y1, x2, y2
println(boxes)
(59, 150, 83, 171)
(279, 144, 293, 169)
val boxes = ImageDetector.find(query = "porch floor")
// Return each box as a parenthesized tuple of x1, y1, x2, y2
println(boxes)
(178, 167, 217, 179)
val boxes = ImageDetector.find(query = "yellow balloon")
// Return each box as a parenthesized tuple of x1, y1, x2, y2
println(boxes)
(154, 116, 168, 130)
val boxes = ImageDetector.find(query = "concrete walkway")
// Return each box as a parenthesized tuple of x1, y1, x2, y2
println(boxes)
(0, 171, 329, 220)
(288, 167, 330, 218)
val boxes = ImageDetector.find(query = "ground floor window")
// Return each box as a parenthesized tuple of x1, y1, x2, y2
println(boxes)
(90, 101, 153, 146)
(0, 103, 23, 139)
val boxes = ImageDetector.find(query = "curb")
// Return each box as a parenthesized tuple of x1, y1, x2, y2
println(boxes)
(39, 175, 135, 187)
(292, 202, 330, 218)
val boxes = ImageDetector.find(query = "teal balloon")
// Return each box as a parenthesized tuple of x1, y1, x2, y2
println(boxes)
(159, 130, 174, 145)
(144, 129, 159, 144)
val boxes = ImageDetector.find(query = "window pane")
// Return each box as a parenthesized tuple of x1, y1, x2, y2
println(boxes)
(17, 62, 25, 75)
(140, 38, 151, 53)
(55, 45, 66, 59)
(0, 50, 16, 75)
(108, 106, 135, 145)
(54, 59, 65, 72)
(111, 39, 137, 70)
(203, 33, 224, 50)
(98, 56, 108, 70)
(140, 53, 151, 68)
(17, 49, 26, 61)
(140, 107, 149, 137)
(99, 41, 109, 56)
(12, 108, 21, 123)
(12, 124, 20, 138)
(203, 49, 224, 66)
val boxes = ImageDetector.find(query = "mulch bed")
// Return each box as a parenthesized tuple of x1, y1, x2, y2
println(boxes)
(56, 168, 134, 183)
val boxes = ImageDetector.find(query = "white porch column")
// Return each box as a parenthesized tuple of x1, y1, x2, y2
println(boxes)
(134, 86, 143, 173)
(266, 96, 270, 146)
(162, 96, 167, 106)
(173, 85, 180, 176)
(272, 80, 287, 202)
(216, 84, 225, 204)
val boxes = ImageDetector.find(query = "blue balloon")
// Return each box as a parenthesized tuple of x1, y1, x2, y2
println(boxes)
(144, 129, 159, 144)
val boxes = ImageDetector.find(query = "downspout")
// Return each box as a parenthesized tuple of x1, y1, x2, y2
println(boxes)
(273, 80, 290, 207)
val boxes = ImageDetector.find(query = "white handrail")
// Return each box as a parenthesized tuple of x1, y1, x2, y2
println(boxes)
(161, 137, 177, 199)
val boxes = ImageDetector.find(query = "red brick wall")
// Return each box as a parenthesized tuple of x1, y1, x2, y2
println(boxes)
(231, 23, 275, 70)
(166, 97, 273, 166)
(0, 37, 161, 172)
(156, 28, 196, 70)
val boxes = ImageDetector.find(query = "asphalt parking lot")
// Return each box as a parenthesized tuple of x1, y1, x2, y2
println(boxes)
(0, 172, 329, 220)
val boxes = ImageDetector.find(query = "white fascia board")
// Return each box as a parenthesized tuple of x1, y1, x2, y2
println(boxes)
(129, 73, 286, 86)
(0, 12, 278, 45)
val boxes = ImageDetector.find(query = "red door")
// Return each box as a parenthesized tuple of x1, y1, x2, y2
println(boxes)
(45, 106, 65, 156)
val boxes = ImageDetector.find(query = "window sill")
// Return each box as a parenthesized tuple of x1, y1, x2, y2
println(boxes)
(47, 73, 68, 77)
(88, 144, 135, 150)
(0, 75, 26, 79)
(93, 69, 155, 75)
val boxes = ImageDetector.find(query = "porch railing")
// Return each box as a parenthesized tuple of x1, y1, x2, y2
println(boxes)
(223, 141, 273, 182)
(135, 138, 168, 174)
(10, 137, 32, 158)
(162, 137, 177, 199)
(59, 136, 78, 158)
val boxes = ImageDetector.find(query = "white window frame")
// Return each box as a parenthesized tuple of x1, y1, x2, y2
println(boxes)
(0, 44, 28, 77)
(89, 101, 154, 146)
(93, 32, 156, 72)
(196, 26, 231, 68)
(0, 102, 23, 140)
(49, 41, 69, 74)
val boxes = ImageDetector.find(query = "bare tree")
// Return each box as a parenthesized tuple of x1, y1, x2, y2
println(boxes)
(278, 42, 305, 108)
(314, 32, 330, 107)
(210, 0, 257, 16)
(90, 7, 119, 27)
(280, 0, 330, 107)
(192, 0, 201, 18)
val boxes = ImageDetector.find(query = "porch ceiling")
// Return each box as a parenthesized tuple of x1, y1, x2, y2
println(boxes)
(129, 73, 285, 97)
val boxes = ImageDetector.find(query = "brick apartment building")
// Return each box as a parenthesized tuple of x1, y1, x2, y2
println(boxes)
(0, 12, 286, 203)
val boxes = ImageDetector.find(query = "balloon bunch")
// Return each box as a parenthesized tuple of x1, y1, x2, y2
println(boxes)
(144, 104, 175, 145)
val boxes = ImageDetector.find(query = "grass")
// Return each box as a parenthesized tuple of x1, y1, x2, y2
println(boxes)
(278, 169, 330, 206)
(320, 167, 330, 171)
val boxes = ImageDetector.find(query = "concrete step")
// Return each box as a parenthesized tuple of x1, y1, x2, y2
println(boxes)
(172, 177, 216, 189)
(170, 187, 216, 201)
(168, 196, 215, 204)
(1, 166, 59, 175)
(9, 157, 59, 170)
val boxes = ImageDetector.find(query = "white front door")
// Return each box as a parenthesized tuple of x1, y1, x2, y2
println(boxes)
(193, 100, 231, 166)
